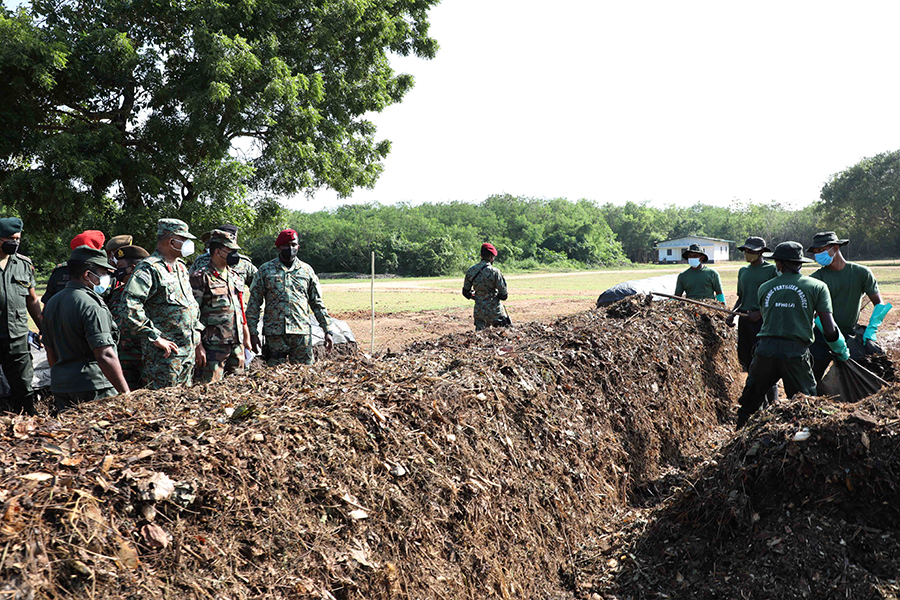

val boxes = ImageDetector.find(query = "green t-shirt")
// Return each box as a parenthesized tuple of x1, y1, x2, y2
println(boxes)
(674, 265, 723, 300)
(736, 261, 777, 312)
(809, 262, 879, 335)
(757, 273, 832, 345)
(43, 281, 119, 394)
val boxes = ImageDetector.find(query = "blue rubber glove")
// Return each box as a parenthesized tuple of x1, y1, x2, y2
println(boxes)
(715, 293, 726, 303)
(863, 303, 892, 344)
(826, 329, 850, 362)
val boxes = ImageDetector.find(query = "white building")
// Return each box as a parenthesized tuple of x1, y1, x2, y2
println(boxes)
(656, 236, 733, 264)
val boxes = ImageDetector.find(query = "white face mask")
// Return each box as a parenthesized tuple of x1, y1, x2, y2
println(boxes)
(687, 257, 702, 268)
(172, 238, 196, 257)
(89, 271, 111, 295)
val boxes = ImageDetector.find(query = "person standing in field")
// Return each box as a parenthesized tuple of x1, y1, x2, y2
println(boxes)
(106, 244, 150, 390)
(42, 247, 130, 412)
(674, 243, 725, 302)
(727, 237, 778, 405)
(462, 242, 509, 331)
(0, 217, 42, 415)
(122, 219, 203, 389)
(735, 242, 846, 429)
(805, 231, 891, 381)
(246, 228, 333, 366)
(191, 229, 251, 382)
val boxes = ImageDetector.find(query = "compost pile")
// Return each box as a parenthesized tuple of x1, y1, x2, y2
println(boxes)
(0, 297, 742, 599)
(582, 389, 900, 599)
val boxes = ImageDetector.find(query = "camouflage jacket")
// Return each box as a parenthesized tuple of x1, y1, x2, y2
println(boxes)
(122, 252, 202, 354)
(190, 264, 245, 347)
(105, 284, 143, 361)
(246, 257, 331, 336)
(462, 261, 508, 324)
(190, 252, 258, 289)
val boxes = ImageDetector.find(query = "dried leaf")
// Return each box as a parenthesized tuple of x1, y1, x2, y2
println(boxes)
(116, 539, 140, 569)
(60, 456, 84, 467)
(140, 522, 170, 549)
(19, 472, 53, 482)
(348, 509, 368, 520)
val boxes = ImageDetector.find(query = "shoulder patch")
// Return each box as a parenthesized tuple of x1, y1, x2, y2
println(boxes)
(134, 269, 152, 287)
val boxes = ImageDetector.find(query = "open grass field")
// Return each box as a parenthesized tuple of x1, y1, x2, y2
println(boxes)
(322, 260, 900, 351)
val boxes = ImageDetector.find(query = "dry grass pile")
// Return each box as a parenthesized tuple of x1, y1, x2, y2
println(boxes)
(0, 297, 741, 599)
(584, 388, 900, 599)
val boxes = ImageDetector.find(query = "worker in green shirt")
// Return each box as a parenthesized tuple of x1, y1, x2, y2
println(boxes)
(42, 247, 131, 413)
(674, 243, 725, 302)
(805, 231, 892, 381)
(735, 242, 847, 429)
(727, 237, 778, 403)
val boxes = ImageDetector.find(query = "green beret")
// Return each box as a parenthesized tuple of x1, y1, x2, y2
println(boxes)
(0, 217, 24, 238)
(68, 247, 116, 271)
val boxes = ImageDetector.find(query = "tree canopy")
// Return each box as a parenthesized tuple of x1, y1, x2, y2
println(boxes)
(0, 0, 439, 240)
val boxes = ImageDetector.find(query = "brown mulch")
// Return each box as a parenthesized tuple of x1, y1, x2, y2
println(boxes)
(3, 295, 897, 599)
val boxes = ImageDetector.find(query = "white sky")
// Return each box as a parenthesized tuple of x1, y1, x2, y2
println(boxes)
(299, 0, 900, 213)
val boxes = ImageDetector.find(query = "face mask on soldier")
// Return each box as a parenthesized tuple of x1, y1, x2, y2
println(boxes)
(280, 246, 298, 263)
(1, 239, 19, 256)
(226, 250, 240, 266)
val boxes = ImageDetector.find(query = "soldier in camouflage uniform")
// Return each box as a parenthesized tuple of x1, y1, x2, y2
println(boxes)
(122, 219, 203, 389)
(462, 243, 510, 331)
(191, 230, 251, 382)
(42, 230, 107, 305)
(189, 224, 258, 289)
(247, 228, 333, 366)
(105, 244, 150, 390)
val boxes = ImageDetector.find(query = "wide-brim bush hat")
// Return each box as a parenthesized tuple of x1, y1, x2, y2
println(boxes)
(764, 241, 814, 263)
(681, 243, 708, 262)
(806, 231, 849, 253)
(737, 236, 771, 253)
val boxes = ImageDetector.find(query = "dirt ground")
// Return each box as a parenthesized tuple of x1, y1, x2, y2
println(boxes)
(336, 293, 900, 354)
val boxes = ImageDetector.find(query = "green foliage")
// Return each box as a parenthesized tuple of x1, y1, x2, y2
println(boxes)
(821, 150, 900, 257)
(0, 0, 438, 242)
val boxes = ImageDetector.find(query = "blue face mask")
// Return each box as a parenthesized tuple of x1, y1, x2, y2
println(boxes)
(687, 257, 702, 268)
(814, 249, 833, 267)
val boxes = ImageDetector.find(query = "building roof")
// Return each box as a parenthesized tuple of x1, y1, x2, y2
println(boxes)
(656, 236, 735, 248)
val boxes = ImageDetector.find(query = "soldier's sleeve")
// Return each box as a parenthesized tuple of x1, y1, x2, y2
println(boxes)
(189, 271, 209, 327)
(246, 267, 264, 333)
(123, 262, 161, 342)
(462, 269, 474, 299)
(712, 269, 723, 295)
(495, 270, 508, 301)
(674, 273, 685, 297)
(244, 258, 258, 288)
(307, 271, 331, 333)
(862, 265, 879, 296)
(83, 300, 116, 350)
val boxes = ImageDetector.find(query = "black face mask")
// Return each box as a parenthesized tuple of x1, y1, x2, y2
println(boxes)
(1, 241, 18, 256)
(226, 251, 240, 266)
(114, 267, 130, 282)
(280, 247, 298, 263)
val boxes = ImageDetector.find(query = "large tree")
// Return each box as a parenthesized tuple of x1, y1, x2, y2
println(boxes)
(0, 0, 439, 233)
(820, 150, 900, 256)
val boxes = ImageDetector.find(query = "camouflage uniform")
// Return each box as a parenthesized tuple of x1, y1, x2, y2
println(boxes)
(190, 251, 257, 289)
(246, 257, 331, 366)
(191, 260, 245, 383)
(122, 222, 202, 389)
(106, 285, 144, 389)
(462, 261, 509, 331)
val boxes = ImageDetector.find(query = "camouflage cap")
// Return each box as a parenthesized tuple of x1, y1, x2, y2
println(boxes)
(105, 234, 133, 252)
(209, 229, 240, 250)
(157, 218, 195, 239)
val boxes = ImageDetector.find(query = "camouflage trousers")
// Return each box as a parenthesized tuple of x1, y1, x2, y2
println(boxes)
(142, 341, 195, 390)
(196, 343, 244, 383)
(266, 334, 313, 366)
(118, 336, 144, 390)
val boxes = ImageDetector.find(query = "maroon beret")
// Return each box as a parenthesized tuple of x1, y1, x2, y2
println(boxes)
(481, 242, 498, 257)
(275, 229, 298, 246)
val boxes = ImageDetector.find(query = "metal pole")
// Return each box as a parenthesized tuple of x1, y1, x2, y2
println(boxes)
(370, 251, 375, 354)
